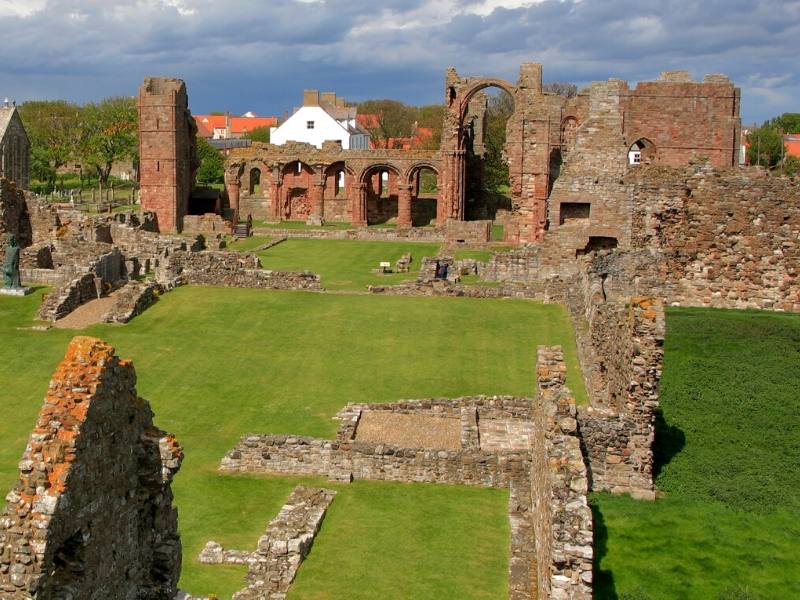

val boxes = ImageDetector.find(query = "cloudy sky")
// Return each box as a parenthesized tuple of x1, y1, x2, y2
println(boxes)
(0, 0, 796, 124)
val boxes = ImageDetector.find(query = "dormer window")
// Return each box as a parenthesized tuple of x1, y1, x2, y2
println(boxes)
(306, 121, 315, 129)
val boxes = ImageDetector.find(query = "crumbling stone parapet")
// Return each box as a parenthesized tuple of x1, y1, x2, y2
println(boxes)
(532, 346, 593, 599)
(0, 336, 183, 599)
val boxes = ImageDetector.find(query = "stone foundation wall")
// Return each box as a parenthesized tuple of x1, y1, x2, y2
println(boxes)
(221, 434, 528, 488)
(442, 218, 491, 243)
(156, 250, 322, 291)
(182, 213, 230, 237)
(199, 485, 336, 600)
(0, 336, 183, 599)
(38, 272, 99, 321)
(531, 347, 593, 599)
(576, 297, 665, 499)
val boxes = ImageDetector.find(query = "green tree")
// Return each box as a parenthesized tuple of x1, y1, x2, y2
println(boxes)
(19, 100, 81, 189)
(357, 99, 417, 143)
(415, 104, 444, 149)
(747, 126, 784, 168)
(484, 91, 514, 192)
(78, 96, 138, 185)
(245, 126, 270, 143)
(195, 137, 224, 184)
(767, 112, 800, 133)
(542, 82, 578, 98)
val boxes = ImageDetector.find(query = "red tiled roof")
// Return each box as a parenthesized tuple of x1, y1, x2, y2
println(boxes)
(194, 114, 278, 137)
(230, 116, 276, 133)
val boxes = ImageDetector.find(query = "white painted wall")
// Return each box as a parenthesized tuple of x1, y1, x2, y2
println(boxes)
(270, 106, 352, 149)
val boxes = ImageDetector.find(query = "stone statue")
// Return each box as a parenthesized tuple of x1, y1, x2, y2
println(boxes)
(3, 233, 21, 288)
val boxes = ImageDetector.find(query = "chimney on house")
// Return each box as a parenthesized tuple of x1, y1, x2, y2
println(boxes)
(303, 90, 320, 107)
(320, 92, 337, 107)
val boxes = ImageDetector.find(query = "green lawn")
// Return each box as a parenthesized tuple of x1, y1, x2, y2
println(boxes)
(252, 220, 353, 230)
(0, 285, 585, 599)
(257, 238, 443, 291)
(593, 307, 800, 600)
(226, 235, 275, 253)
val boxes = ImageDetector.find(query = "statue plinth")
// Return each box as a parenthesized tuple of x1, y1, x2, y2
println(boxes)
(0, 287, 32, 297)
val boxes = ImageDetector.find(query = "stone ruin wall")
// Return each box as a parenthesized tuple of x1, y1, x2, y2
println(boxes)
(631, 165, 799, 311)
(0, 179, 32, 249)
(485, 162, 799, 314)
(575, 297, 665, 499)
(0, 336, 183, 599)
(138, 77, 199, 233)
(531, 347, 593, 599)
(156, 249, 322, 291)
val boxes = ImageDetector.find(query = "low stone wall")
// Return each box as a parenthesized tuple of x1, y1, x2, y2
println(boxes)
(157, 250, 322, 291)
(251, 226, 447, 243)
(38, 272, 98, 321)
(531, 346, 593, 599)
(443, 218, 492, 243)
(199, 485, 336, 600)
(221, 434, 528, 488)
(368, 278, 569, 301)
(0, 336, 183, 598)
(182, 213, 230, 236)
(103, 281, 163, 324)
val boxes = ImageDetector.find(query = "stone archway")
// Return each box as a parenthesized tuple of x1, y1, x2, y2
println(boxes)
(439, 63, 550, 244)
(360, 164, 401, 225)
(406, 163, 439, 227)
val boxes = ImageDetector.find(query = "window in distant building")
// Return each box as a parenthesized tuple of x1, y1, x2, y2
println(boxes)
(307, 121, 315, 129)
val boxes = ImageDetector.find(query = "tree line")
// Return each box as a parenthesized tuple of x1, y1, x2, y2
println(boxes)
(19, 98, 138, 190)
(746, 113, 800, 175)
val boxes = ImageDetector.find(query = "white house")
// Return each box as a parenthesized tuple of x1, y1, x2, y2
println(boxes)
(270, 90, 371, 150)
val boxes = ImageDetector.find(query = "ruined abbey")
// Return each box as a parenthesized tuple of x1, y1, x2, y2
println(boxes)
(0, 61, 797, 599)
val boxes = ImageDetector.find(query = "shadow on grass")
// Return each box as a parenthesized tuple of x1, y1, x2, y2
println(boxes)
(591, 498, 618, 600)
(652, 408, 686, 481)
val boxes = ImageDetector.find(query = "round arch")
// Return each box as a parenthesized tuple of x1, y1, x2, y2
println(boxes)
(405, 162, 439, 185)
(358, 163, 402, 185)
(457, 78, 517, 119)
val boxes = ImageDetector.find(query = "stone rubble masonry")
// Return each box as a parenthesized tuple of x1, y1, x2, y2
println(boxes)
(36, 247, 126, 322)
(221, 396, 548, 599)
(0, 336, 184, 599)
(156, 250, 322, 291)
(575, 297, 665, 499)
(138, 77, 199, 233)
(182, 213, 230, 237)
(485, 163, 798, 314)
(531, 347, 593, 599)
(0, 180, 38, 267)
(199, 485, 336, 600)
(102, 281, 164, 324)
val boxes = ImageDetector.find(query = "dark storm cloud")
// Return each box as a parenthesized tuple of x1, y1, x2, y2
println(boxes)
(0, 0, 795, 122)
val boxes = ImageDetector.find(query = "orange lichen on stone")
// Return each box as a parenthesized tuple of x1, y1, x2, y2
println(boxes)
(0, 335, 184, 597)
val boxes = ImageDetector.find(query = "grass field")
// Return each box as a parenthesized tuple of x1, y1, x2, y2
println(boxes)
(593, 307, 800, 600)
(0, 285, 585, 598)
(256, 238, 443, 291)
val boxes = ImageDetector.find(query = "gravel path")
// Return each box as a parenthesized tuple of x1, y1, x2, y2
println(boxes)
(53, 296, 117, 329)
(355, 412, 461, 449)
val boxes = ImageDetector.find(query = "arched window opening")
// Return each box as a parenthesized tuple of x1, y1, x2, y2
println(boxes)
(296, 161, 302, 174)
(249, 168, 261, 195)
(628, 139, 656, 165)
(380, 171, 389, 198)
(335, 170, 345, 196)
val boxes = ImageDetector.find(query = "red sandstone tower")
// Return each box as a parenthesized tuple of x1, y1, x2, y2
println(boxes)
(138, 77, 199, 233)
